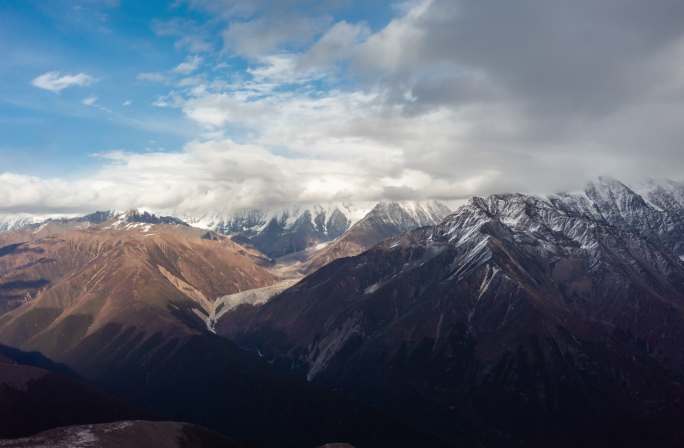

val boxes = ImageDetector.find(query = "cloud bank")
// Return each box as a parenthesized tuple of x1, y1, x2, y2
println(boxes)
(8, 0, 684, 214)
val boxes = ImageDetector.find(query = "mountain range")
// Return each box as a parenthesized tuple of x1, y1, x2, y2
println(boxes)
(1, 179, 684, 446)
(219, 177, 684, 446)
(0, 204, 447, 447)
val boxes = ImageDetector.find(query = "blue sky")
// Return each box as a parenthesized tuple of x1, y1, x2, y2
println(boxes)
(2, 0, 684, 215)
(0, 0, 390, 177)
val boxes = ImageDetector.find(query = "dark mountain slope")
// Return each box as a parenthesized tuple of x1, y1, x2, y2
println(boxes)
(0, 345, 140, 439)
(220, 178, 684, 447)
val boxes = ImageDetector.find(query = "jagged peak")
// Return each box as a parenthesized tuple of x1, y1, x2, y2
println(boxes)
(102, 209, 189, 230)
(585, 176, 641, 201)
(359, 200, 451, 230)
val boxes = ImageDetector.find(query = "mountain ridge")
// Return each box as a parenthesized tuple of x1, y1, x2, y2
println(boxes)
(218, 177, 684, 446)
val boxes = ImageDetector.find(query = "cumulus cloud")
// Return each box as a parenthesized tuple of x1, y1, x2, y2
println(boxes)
(11, 0, 684, 214)
(31, 71, 95, 93)
(0, 139, 434, 215)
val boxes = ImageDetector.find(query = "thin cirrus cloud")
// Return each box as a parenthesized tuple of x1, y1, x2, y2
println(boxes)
(151, 18, 213, 53)
(31, 71, 95, 93)
(173, 55, 203, 74)
(136, 72, 168, 83)
(82, 96, 98, 106)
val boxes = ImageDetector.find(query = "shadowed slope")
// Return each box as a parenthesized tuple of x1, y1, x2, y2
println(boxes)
(0, 421, 242, 448)
(0, 345, 140, 439)
(220, 179, 684, 447)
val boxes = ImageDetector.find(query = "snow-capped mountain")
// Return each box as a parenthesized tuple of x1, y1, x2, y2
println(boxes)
(303, 200, 452, 272)
(183, 201, 449, 259)
(0, 202, 446, 260)
(103, 209, 188, 230)
(0, 210, 190, 237)
(184, 203, 371, 235)
(0, 213, 75, 232)
(220, 177, 684, 447)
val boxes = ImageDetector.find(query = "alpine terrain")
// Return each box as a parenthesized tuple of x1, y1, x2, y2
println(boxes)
(219, 177, 684, 447)
(0, 209, 442, 447)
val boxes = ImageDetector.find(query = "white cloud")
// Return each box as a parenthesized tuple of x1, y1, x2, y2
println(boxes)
(223, 15, 330, 58)
(82, 96, 98, 106)
(31, 71, 95, 93)
(173, 55, 203, 74)
(122, 100, 132, 106)
(11, 0, 684, 215)
(0, 139, 416, 214)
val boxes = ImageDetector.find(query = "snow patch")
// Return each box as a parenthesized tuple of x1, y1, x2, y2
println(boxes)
(364, 283, 381, 294)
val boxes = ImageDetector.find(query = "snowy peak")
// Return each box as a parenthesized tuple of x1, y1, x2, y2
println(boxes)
(366, 200, 452, 229)
(102, 209, 189, 232)
(185, 202, 370, 236)
(78, 210, 118, 224)
(120, 209, 188, 226)
(301, 200, 452, 273)
(416, 178, 684, 284)
(0, 213, 77, 232)
(636, 178, 684, 213)
(584, 177, 651, 221)
(0, 214, 47, 232)
(184, 203, 376, 258)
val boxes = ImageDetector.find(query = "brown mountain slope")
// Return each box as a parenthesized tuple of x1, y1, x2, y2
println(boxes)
(0, 217, 440, 447)
(0, 221, 276, 361)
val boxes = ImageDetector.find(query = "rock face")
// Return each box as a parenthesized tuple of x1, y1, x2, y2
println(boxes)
(220, 177, 684, 447)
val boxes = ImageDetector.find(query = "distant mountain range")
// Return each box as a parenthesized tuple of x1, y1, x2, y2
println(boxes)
(300, 200, 452, 273)
(183, 201, 451, 259)
(0, 201, 451, 261)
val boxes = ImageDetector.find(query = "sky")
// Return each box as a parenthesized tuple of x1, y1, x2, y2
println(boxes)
(2, 0, 684, 215)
